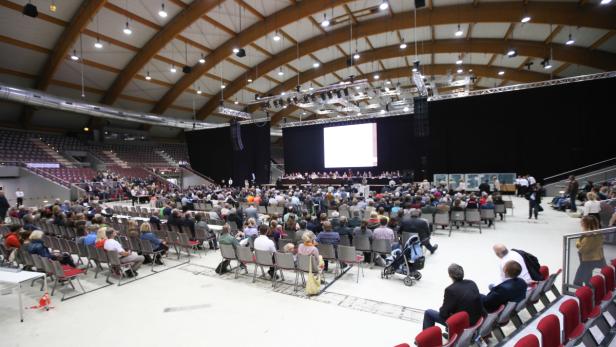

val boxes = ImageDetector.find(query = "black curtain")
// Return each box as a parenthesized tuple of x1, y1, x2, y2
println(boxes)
(427, 77, 616, 179)
(185, 122, 271, 185)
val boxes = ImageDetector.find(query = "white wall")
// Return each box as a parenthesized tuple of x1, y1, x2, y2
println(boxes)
(0, 167, 70, 207)
(181, 168, 211, 189)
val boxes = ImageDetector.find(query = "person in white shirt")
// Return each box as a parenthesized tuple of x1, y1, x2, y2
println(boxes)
(527, 175, 536, 186)
(253, 225, 277, 279)
(104, 228, 144, 276)
(492, 177, 501, 192)
(518, 177, 529, 197)
(492, 244, 532, 286)
(583, 192, 602, 220)
(15, 188, 24, 207)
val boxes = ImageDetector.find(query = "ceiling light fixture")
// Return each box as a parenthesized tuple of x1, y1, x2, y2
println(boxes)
(498, 70, 505, 76)
(145, 71, 152, 80)
(507, 49, 518, 57)
(234, 99, 239, 105)
(521, 15, 531, 23)
(379, 1, 389, 10)
(456, 56, 463, 65)
(403, 106, 410, 112)
(70, 50, 79, 61)
(457, 68, 463, 73)
(94, 38, 103, 49)
(600, 0, 612, 4)
(232, 48, 240, 54)
(277, 68, 284, 76)
(566, 34, 575, 45)
(198, 53, 205, 64)
(123, 21, 132, 35)
(197, 87, 202, 94)
(353, 52, 360, 60)
(373, 74, 380, 80)
(400, 40, 407, 49)
(158, 3, 167, 18)
(221, 84, 226, 89)
(321, 13, 330, 27)
(49, 1, 56, 12)
(455, 24, 463, 37)
(247, 78, 253, 83)
(170, 65, 176, 73)
(313, 62, 320, 68)
(273, 30, 281, 41)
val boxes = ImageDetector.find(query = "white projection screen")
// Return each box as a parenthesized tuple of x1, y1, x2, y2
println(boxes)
(323, 123, 378, 168)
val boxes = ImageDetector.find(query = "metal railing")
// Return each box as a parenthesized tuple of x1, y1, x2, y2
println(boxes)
(562, 226, 616, 295)
(544, 157, 616, 183)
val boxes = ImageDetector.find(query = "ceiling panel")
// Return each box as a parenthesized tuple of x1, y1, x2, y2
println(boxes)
(598, 34, 616, 54)
(434, 24, 471, 40)
(471, 23, 511, 39)
(174, 91, 207, 110)
(147, 58, 184, 85)
(559, 64, 603, 77)
(312, 46, 346, 64)
(122, 79, 169, 101)
(207, 0, 260, 33)
(511, 23, 551, 42)
(110, 0, 184, 27)
(243, 0, 289, 17)
(182, 18, 231, 50)
(399, 27, 433, 45)
(92, 7, 157, 49)
(53, 60, 118, 90)
(0, 8, 63, 50)
(279, 18, 322, 44)
(551, 26, 610, 48)
(492, 54, 527, 69)
(0, 43, 47, 75)
(114, 98, 152, 113)
(79, 34, 136, 70)
(476, 77, 502, 88)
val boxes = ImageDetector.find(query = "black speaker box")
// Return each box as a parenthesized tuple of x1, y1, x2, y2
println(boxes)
(23, 3, 38, 17)
(182, 66, 192, 74)
(414, 0, 426, 8)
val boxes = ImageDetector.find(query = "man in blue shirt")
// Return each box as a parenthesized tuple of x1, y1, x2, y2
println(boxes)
(83, 226, 98, 246)
(316, 221, 339, 272)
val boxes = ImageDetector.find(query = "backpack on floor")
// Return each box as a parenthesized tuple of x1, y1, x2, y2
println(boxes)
(215, 259, 231, 275)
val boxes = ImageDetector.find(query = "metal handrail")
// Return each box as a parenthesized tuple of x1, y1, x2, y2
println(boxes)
(544, 157, 616, 181)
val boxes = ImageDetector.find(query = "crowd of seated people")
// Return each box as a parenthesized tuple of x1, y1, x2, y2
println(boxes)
(282, 170, 405, 180)
(551, 176, 616, 215)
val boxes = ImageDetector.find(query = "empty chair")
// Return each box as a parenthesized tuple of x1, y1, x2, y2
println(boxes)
(338, 245, 364, 283)
(455, 316, 483, 347)
(513, 334, 539, 347)
(464, 210, 482, 234)
(445, 311, 469, 343)
(526, 281, 548, 315)
(536, 314, 562, 347)
(494, 204, 506, 221)
(558, 299, 585, 342)
(494, 301, 518, 341)
(274, 252, 296, 289)
(476, 305, 504, 345)
(415, 326, 443, 347)
(434, 213, 450, 229)
(511, 288, 534, 327)
(504, 200, 514, 214)
(590, 275, 611, 304)
(600, 266, 615, 294)
(575, 285, 600, 322)
(449, 211, 465, 236)
(177, 233, 201, 260)
(140, 239, 164, 271)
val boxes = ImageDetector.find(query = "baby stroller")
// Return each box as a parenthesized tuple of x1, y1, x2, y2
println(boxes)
(381, 234, 425, 286)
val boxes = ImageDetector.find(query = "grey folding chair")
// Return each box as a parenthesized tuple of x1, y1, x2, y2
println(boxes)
(494, 204, 506, 221)
(479, 209, 496, 229)
(220, 244, 240, 278)
(278, 238, 293, 251)
(254, 250, 276, 286)
(504, 200, 514, 215)
(456, 316, 483, 347)
(50, 260, 85, 299)
(338, 245, 364, 283)
(106, 250, 134, 285)
(371, 239, 392, 267)
(339, 234, 351, 246)
(434, 212, 450, 230)
(449, 211, 465, 236)
(235, 246, 257, 280)
(274, 252, 296, 288)
(512, 287, 535, 327)
(493, 301, 517, 341)
(464, 209, 482, 234)
(177, 232, 201, 260)
(476, 305, 504, 345)
(317, 243, 339, 275)
(296, 254, 319, 292)
(86, 245, 101, 277)
(140, 239, 164, 272)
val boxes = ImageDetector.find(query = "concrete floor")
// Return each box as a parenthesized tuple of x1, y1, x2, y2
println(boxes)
(0, 197, 581, 347)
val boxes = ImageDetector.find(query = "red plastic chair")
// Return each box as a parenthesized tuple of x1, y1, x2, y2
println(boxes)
(559, 299, 585, 342)
(393, 344, 410, 347)
(600, 266, 615, 294)
(575, 285, 601, 322)
(537, 314, 564, 347)
(415, 326, 443, 347)
(445, 311, 470, 341)
(514, 334, 540, 347)
(540, 265, 550, 281)
(443, 334, 458, 347)
(590, 275, 611, 303)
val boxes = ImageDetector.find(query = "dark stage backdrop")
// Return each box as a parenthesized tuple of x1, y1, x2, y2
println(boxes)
(283, 77, 616, 180)
(428, 77, 616, 180)
(185, 122, 271, 185)
(282, 116, 430, 175)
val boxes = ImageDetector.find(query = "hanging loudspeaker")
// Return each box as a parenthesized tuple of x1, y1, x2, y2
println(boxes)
(414, 0, 426, 8)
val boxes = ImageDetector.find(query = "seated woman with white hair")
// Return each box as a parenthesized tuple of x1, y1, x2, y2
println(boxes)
(28, 229, 80, 268)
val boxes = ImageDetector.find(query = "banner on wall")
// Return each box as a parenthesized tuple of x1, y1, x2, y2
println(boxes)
(26, 163, 60, 168)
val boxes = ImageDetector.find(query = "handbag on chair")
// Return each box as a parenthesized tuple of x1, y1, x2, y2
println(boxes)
(305, 255, 321, 295)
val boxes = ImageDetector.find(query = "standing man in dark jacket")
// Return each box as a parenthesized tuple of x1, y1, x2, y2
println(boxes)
(399, 209, 438, 254)
(0, 191, 9, 222)
(481, 261, 527, 312)
(566, 175, 579, 212)
(423, 263, 485, 329)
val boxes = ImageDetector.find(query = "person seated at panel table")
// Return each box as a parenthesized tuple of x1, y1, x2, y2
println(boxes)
(481, 260, 527, 313)
(422, 263, 485, 330)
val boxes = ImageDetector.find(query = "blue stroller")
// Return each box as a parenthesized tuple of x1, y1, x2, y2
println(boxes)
(381, 234, 425, 286)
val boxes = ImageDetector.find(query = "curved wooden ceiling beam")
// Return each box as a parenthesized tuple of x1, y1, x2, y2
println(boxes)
(101, 0, 219, 105)
(252, 38, 616, 113)
(151, 0, 354, 114)
(270, 64, 550, 124)
(195, 1, 616, 121)
(36, 0, 107, 90)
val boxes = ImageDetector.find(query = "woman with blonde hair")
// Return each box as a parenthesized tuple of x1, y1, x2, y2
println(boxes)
(127, 220, 139, 238)
(574, 216, 606, 285)
(583, 191, 601, 222)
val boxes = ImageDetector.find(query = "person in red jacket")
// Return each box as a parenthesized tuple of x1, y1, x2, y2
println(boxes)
(4, 224, 21, 249)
